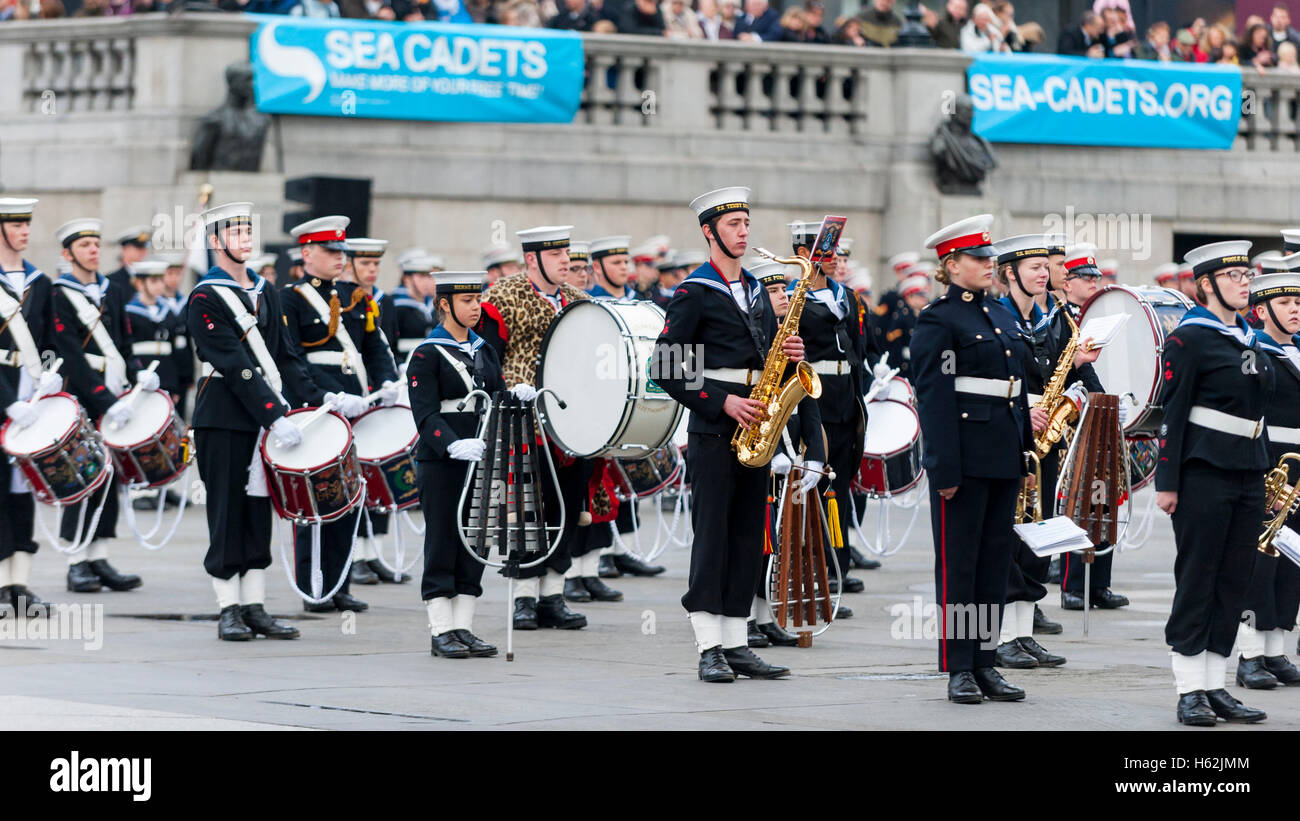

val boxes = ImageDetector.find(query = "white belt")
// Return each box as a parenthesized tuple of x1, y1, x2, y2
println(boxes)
(954, 375, 1021, 399)
(808, 359, 851, 376)
(702, 367, 760, 386)
(1268, 425, 1300, 445)
(201, 361, 267, 381)
(305, 351, 348, 367)
(397, 338, 424, 353)
(1027, 393, 1043, 405)
(0, 350, 20, 368)
(440, 397, 482, 413)
(174, 335, 187, 350)
(1189, 405, 1264, 439)
(132, 341, 173, 356)
(84, 353, 106, 372)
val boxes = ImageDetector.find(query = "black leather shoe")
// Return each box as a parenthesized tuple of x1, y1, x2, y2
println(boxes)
(948, 671, 983, 703)
(698, 646, 735, 682)
(0, 586, 12, 618)
(973, 667, 1025, 701)
(1235, 656, 1279, 689)
(597, 554, 621, 578)
(1205, 688, 1266, 723)
(66, 561, 102, 593)
(995, 640, 1038, 669)
(1060, 591, 1084, 611)
(89, 559, 142, 592)
(537, 594, 587, 629)
(581, 577, 623, 602)
(303, 600, 334, 613)
(430, 630, 471, 658)
(827, 577, 865, 594)
(350, 561, 379, 585)
(724, 646, 790, 679)
(513, 597, 539, 630)
(747, 619, 770, 648)
(1045, 557, 1062, 585)
(1090, 588, 1129, 609)
(1018, 636, 1066, 667)
(1033, 604, 1062, 635)
(1177, 691, 1217, 726)
(9, 585, 49, 618)
(849, 546, 881, 570)
(757, 621, 800, 647)
(563, 577, 592, 602)
(132, 492, 161, 511)
(163, 490, 183, 509)
(612, 553, 666, 577)
(1263, 655, 1300, 685)
(835, 603, 854, 619)
(331, 592, 369, 612)
(240, 604, 300, 639)
(453, 629, 498, 657)
(217, 604, 254, 641)
(367, 559, 409, 584)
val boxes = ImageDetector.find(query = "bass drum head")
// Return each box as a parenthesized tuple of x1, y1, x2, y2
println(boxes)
(100, 390, 173, 448)
(1080, 286, 1179, 432)
(863, 399, 920, 457)
(883, 377, 915, 405)
(351, 405, 417, 461)
(264, 409, 352, 471)
(3, 393, 80, 457)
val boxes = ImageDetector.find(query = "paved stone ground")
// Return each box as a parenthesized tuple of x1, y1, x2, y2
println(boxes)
(1, 488, 1297, 731)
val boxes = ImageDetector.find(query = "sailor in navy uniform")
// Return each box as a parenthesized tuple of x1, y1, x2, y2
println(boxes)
(384, 250, 438, 366)
(1235, 267, 1300, 689)
(910, 214, 1034, 704)
(1156, 240, 1274, 726)
(158, 253, 195, 421)
(0, 197, 59, 617)
(652, 186, 817, 683)
(566, 241, 592, 291)
(187, 202, 306, 641)
(51, 218, 150, 594)
(282, 216, 401, 614)
(284, 246, 304, 287)
(586, 235, 637, 299)
(125, 260, 184, 403)
(872, 252, 917, 353)
(483, 244, 520, 287)
(1042, 234, 1067, 309)
(107, 225, 151, 301)
(1055, 244, 1129, 611)
(407, 270, 505, 659)
(990, 234, 1101, 668)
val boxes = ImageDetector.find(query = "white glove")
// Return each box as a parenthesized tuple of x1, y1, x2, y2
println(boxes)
(35, 370, 62, 397)
(871, 354, 893, 385)
(770, 452, 792, 476)
(6, 400, 37, 430)
(510, 383, 538, 402)
(135, 370, 160, 394)
(104, 400, 133, 431)
(377, 380, 401, 407)
(1117, 401, 1129, 427)
(1063, 381, 1088, 411)
(448, 437, 486, 461)
(324, 392, 368, 418)
(799, 461, 824, 495)
(269, 415, 303, 448)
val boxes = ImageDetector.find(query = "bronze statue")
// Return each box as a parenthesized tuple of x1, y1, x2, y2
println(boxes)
(190, 62, 270, 173)
(930, 94, 997, 195)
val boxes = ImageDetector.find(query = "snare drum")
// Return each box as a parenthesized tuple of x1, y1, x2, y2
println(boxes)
(851, 399, 924, 497)
(538, 299, 683, 459)
(1, 393, 109, 505)
(615, 446, 683, 500)
(1079, 285, 1192, 438)
(868, 376, 915, 406)
(99, 390, 188, 488)
(350, 405, 420, 512)
(261, 408, 366, 524)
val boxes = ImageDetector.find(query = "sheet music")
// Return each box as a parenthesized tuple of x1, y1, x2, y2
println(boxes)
(1272, 525, 1300, 569)
(1015, 516, 1095, 557)
(1078, 313, 1130, 349)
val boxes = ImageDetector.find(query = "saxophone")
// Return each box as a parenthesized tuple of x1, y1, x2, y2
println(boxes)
(1032, 309, 1082, 459)
(731, 248, 823, 468)
(1260, 453, 1300, 557)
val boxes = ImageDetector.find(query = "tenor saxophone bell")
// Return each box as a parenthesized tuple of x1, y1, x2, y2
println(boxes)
(1260, 452, 1300, 557)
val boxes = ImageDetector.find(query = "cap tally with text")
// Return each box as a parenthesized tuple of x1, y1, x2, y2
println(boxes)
(752, 261, 791, 287)
(56, 218, 102, 248)
(1153, 262, 1179, 285)
(346, 238, 388, 259)
(1044, 234, 1066, 256)
(517, 225, 572, 253)
(568, 241, 590, 262)
(1184, 240, 1253, 278)
(590, 235, 631, 260)
(1282, 228, 1300, 254)
(434, 271, 487, 295)
(117, 226, 152, 247)
(0, 197, 38, 222)
(201, 202, 253, 234)
(656, 250, 681, 272)
(690, 186, 751, 225)
(900, 274, 930, 297)
(483, 244, 518, 269)
(888, 251, 920, 273)
(993, 234, 1051, 266)
(291, 215, 350, 251)
(788, 220, 820, 248)
(836, 238, 853, 257)
(925, 214, 996, 258)
(131, 259, 168, 277)
(1250, 270, 1300, 304)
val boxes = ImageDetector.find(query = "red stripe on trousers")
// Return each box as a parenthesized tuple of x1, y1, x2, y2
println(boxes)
(940, 496, 948, 672)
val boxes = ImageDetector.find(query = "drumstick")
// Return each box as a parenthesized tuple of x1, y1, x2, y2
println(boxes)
(25, 357, 65, 406)
(358, 376, 406, 405)
(125, 360, 161, 407)
(863, 367, 899, 404)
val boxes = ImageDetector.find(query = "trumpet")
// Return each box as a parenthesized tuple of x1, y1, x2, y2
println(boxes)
(1260, 452, 1300, 557)
(1015, 451, 1043, 524)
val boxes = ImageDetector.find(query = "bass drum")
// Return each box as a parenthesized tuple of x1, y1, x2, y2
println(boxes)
(537, 299, 683, 459)
(851, 399, 924, 497)
(1079, 285, 1192, 438)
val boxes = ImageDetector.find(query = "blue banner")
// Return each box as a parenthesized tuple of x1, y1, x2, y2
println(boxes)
(250, 16, 584, 124)
(966, 54, 1241, 150)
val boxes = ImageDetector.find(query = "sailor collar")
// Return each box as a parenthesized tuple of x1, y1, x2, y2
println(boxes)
(56, 272, 110, 303)
(419, 325, 485, 354)
(199, 267, 268, 300)
(0, 260, 45, 294)
(1177, 305, 1257, 348)
(587, 281, 636, 300)
(683, 261, 761, 305)
(125, 296, 170, 323)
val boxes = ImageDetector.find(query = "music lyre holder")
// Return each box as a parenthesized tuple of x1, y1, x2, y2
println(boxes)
(456, 388, 567, 661)
(765, 461, 843, 647)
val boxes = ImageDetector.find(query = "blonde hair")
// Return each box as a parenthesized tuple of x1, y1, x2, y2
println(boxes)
(935, 253, 958, 286)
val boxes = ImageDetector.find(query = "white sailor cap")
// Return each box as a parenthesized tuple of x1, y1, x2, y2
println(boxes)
(0, 197, 38, 222)
(116, 225, 153, 247)
(993, 233, 1051, 266)
(924, 214, 996, 259)
(1063, 243, 1101, 275)
(752, 261, 794, 286)
(900, 274, 931, 297)
(291, 215, 349, 251)
(676, 250, 707, 269)
(287, 246, 303, 264)
(1251, 268, 1300, 304)
(131, 259, 168, 277)
(201, 202, 254, 233)
(483, 244, 518, 269)
(434, 271, 487, 295)
(1254, 250, 1285, 273)
(157, 252, 186, 269)
(888, 251, 920, 273)
(1185, 240, 1253, 278)
(516, 225, 572, 252)
(56, 218, 102, 248)
(428, 255, 446, 271)
(836, 238, 853, 256)
(788, 220, 820, 247)
(398, 247, 429, 268)
(590, 235, 631, 259)
(248, 253, 279, 271)
(847, 269, 872, 293)
(1153, 262, 1180, 283)
(690, 187, 751, 225)
(567, 241, 591, 262)
(1044, 234, 1067, 256)
(400, 255, 437, 276)
(346, 238, 388, 258)
(1282, 228, 1300, 254)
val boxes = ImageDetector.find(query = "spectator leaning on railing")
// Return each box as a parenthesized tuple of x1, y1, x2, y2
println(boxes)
(734, 0, 781, 41)
(1241, 22, 1276, 68)
(799, 0, 829, 43)
(990, 0, 1022, 49)
(1132, 20, 1170, 59)
(290, 0, 339, 16)
(924, 0, 966, 48)
(960, 3, 1007, 53)
(857, 0, 902, 46)
(661, 0, 703, 38)
(1272, 3, 1300, 50)
(702, 0, 740, 39)
(547, 0, 597, 29)
(833, 15, 869, 45)
(1057, 10, 1103, 56)
(617, 0, 664, 35)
